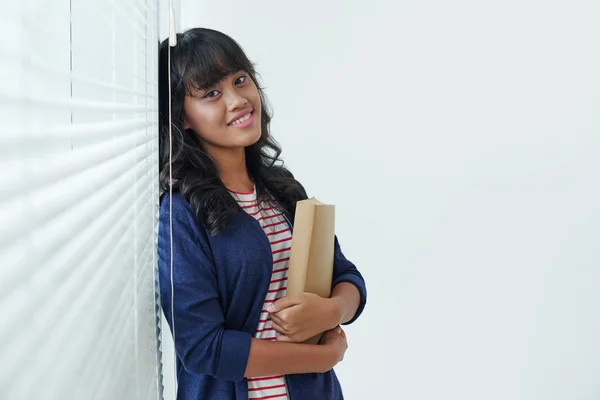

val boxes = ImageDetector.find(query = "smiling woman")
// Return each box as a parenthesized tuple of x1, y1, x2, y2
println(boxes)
(157, 28, 367, 400)
(158, 28, 300, 235)
(182, 72, 261, 151)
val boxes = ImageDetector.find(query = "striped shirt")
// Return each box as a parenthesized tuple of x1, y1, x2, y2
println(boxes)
(229, 186, 291, 400)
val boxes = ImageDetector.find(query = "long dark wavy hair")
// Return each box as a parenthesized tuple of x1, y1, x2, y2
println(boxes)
(158, 28, 306, 235)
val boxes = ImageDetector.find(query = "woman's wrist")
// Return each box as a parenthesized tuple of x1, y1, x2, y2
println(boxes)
(245, 339, 337, 377)
(329, 282, 361, 325)
(326, 296, 345, 327)
(315, 341, 337, 373)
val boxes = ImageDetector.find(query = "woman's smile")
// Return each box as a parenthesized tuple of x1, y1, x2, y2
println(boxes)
(228, 109, 255, 128)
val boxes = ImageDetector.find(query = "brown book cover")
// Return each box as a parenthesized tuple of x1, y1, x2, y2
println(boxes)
(286, 197, 335, 344)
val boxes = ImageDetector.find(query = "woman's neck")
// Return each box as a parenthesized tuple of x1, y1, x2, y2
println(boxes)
(209, 147, 254, 193)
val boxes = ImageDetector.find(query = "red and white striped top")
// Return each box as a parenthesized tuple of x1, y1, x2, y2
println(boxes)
(230, 186, 291, 400)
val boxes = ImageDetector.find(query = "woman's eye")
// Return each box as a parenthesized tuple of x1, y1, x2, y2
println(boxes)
(235, 75, 247, 85)
(203, 90, 220, 99)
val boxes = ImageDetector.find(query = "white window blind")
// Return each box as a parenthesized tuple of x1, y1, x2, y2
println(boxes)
(0, 0, 164, 399)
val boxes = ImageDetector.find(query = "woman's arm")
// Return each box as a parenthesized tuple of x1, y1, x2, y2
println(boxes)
(245, 327, 346, 377)
(330, 281, 361, 325)
(268, 283, 360, 343)
(330, 236, 367, 324)
(269, 236, 367, 342)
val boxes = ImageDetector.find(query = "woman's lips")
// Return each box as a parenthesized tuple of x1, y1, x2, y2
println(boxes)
(228, 110, 254, 128)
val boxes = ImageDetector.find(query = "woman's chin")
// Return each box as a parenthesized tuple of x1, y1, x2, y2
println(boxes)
(241, 126, 262, 147)
(222, 118, 262, 148)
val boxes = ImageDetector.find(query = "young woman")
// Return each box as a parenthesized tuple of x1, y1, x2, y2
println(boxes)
(157, 28, 367, 400)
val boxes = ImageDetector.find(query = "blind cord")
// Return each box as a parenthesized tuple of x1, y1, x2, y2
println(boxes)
(168, 2, 178, 397)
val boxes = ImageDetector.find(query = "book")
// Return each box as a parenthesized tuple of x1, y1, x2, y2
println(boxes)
(286, 197, 335, 344)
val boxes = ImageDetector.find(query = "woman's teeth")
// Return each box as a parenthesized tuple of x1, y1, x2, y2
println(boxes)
(230, 113, 251, 125)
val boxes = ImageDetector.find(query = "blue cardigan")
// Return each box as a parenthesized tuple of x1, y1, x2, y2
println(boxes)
(157, 190, 367, 400)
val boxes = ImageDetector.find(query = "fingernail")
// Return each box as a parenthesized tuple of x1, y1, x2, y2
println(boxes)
(266, 305, 275, 313)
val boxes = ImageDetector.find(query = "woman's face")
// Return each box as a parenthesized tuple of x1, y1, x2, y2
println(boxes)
(182, 71, 262, 153)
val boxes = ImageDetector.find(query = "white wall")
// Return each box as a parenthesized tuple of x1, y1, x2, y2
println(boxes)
(180, 1, 600, 399)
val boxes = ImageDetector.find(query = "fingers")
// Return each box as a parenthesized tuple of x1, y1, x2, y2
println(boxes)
(322, 326, 342, 341)
(270, 314, 287, 332)
(266, 295, 301, 313)
(271, 320, 288, 335)
(275, 333, 294, 342)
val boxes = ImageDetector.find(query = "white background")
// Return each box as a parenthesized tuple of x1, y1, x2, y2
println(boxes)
(175, 1, 600, 399)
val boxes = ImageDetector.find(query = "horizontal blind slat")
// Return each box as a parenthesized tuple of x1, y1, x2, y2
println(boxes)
(0, 119, 155, 142)
(0, 52, 158, 94)
(0, 90, 156, 112)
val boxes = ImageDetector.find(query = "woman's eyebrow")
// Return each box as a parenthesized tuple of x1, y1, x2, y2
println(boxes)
(186, 81, 216, 95)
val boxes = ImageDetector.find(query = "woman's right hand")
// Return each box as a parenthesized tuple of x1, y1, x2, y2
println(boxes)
(321, 326, 348, 370)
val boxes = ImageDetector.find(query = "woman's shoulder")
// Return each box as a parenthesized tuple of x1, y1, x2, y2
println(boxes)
(159, 191, 201, 228)
(268, 166, 309, 200)
(295, 179, 309, 199)
(288, 175, 309, 200)
(160, 191, 190, 213)
(158, 191, 237, 237)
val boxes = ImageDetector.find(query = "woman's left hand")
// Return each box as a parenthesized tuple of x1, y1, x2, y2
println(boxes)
(267, 293, 341, 343)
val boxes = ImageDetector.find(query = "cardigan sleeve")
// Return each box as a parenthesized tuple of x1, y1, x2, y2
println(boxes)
(331, 235, 368, 325)
(157, 193, 252, 382)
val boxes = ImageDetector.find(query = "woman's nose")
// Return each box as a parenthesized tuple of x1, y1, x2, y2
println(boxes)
(225, 89, 248, 110)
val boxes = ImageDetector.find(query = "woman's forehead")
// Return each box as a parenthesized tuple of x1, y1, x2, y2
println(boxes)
(184, 68, 246, 93)
(177, 35, 254, 93)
